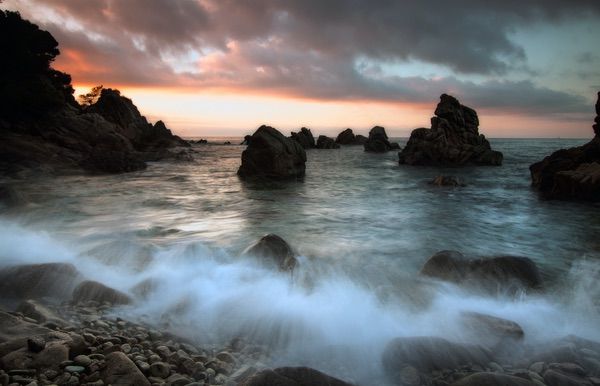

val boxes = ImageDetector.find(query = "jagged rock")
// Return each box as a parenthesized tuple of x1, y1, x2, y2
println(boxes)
(398, 94, 502, 166)
(290, 127, 315, 149)
(420, 251, 542, 294)
(530, 96, 600, 201)
(237, 125, 306, 180)
(242, 234, 298, 272)
(335, 128, 367, 145)
(316, 135, 340, 149)
(71, 280, 132, 305)
(364, 126, 397, 152)
(240, 367, 353, 386)
(0, 263, 81, 301)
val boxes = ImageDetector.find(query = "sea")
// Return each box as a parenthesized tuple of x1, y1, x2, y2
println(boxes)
(1, 137, 599, 384)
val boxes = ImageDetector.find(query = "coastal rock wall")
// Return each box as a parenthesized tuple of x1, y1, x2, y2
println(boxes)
(398, 94, 503, 166)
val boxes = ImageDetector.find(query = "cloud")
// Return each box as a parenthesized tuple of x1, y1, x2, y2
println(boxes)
(4, 0, 600, 114)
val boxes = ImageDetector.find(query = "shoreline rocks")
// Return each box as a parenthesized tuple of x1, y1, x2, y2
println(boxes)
(530, 92, 600, 201)
(316, 135, 340, 149)
(290, 127, 315, 149)
(364, 126, 399, 153)
(238, 125, 306, 180)
(242, 234, 298, 272)
(335, 129, 367, 145)
(398, 94, 503, 166)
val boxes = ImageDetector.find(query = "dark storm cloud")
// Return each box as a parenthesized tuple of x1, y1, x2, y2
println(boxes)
(8, 0, 600, 113)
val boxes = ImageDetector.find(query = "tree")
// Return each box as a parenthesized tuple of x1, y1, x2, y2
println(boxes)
(78, 85, 104, 106)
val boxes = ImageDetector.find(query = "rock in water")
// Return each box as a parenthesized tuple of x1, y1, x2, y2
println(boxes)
(0, 263, 81, 301)
(71, 280, 132, 305)
(316, 135, 340, 149)
(429, 175, 465, 187)
(335, 128, 367, 145)
(290, 127, 315, 149)
(237, 125, 306, 180)
(240, 367, 353, 386)
(242, 234, 298, 272)
(364, 126, 398, 152)
(398, 94, 503, 166)
(530, 92, 600, 201)
(459, 311, 524, 346)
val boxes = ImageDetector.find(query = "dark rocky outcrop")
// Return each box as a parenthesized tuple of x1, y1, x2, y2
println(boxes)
(71, 280, 132, 305)
(0, 263, 82, 301)
(237, 125, 306, 180)
(530, 92, 600, 201)
(240, 367, 353, 386)
(316, 135, 340, 149)
(364, 126, 398, 152)
(290, 127, 315, 149)
(420, 251, 542, 294)
(335, 128, 367, 145)
(242, 234, 298, 272)
(398, 94, 503, 166)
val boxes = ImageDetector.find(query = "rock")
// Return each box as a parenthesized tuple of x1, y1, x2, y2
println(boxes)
(102, 352, 150, 386)
(335, 128, 365, 145)
(382, 336, 493, 375)
(73, 355, 92, 367)
(71, 280, 132, 305)
(0, 263, 81, 301)
(316, 135, 340, 149)
(420, 251, 542, 294)
(149, 361, 170, 378)
(240, 366, 353, 386)
(530, 92, 600, 201)
(26, 337, 45, 353)
(460, 312, 524, 345)
(16, 300, 66, 326)
(242, 234, 298, 272)
(65, 365, 85, 373)
(429, 175, 466, 187)
(530, 362, 546, 374)
(544, 369, 592, 386)
(290, 127, 315, 149)
(364, 126, 396, 152)
(237, 125, 306, 180)
(0, 311, 51, 344)
(451, 372, 535, 386)
(399, 94, 503, 166)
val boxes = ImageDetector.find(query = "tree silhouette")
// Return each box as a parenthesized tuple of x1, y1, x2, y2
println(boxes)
(78, 85, 104, 106)
(0, 10, 75, 122)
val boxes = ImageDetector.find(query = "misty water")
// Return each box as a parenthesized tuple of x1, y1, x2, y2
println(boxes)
(1, 138, 600, 384)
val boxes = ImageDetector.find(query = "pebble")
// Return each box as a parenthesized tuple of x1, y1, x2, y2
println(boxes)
(149, 362, 170, 379)
(73, 355, 92, 367)
(64, 366, 85, 374)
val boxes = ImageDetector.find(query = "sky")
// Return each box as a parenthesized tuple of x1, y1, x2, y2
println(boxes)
(4, 0, 600, 138)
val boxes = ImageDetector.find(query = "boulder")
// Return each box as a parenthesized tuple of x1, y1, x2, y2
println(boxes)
(240, 367, 353, 386)
(290, 127, 315, 149)
(242, 234, 298, 272)
(0, 311, 51, 344)
(398, 94, 502, 166)
(459, 311, 524, 346)
(316, 135, 340, 149)
(429, 175, 465, 187)
(451, 372, 535, 386)
(364, 126, 397, 152)
(72, 280, 132, 305)
(420, 251, 542, 294)
(237, 125, 306, 180)
(15, 300, 67, 326)
(0, 263, 81, 300)
(530, 92, 600, 201)
(543, 369, 591, 386)
(382, 336, 492, 375)
(102, 352, 150, 386)
(335, 128, 367, 145)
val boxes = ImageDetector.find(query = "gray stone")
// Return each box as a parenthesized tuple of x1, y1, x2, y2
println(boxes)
(102, 352, 150, 386)
(149, 362, 170, 379)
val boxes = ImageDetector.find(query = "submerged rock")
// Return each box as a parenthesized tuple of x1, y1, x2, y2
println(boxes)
(237, 125, 306, 180)
(316, 135, 340, 149)
(398, 94, 503, 166)
(364, 126, 398, 152)
(0, 263, 81, 301)
(429, 175, 466, 187)
(290, 127, 315, 149)
(71, 280, 132, 305)
(240, 366, 353, 386)
(420, 250, 542, 294)
(242, 234, 298, 272)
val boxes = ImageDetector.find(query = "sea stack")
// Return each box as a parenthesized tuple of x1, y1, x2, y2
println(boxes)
(529, 92, 600, 201)
(238, 125, 306, 180)
(364, 126, 398, 152)
(290, 127, 315, 149)
(398, 94, 503, 166)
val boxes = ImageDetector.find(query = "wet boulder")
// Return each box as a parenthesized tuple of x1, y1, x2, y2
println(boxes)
(364, 126, 398, 152)
(316, 135, 340, 149)
(0, 263, 81, 301)
(398, 94, 502, 166)
(459, 311, 524, 347)
(290, 127, 315, 149)
(242, 234, 298, 272)
(237, 125, 306, 180)
(530, 92, 600, 201)
(420, 251, 542, 294)
(102, 351, 150, 386)
(240, 366, 353, 386)
(71, 280, 132, 305)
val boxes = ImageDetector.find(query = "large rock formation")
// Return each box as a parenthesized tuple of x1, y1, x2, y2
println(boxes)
(316, 135, 340, 149)
(290, 127, 315, 149)
(335, 128, 367, 145)
(0, 11, 188, 175)
(364, 126, 399, 152)
(398, 94, 503, 166)
(529, 92, 600, 201)
(238, 125, 306, 180)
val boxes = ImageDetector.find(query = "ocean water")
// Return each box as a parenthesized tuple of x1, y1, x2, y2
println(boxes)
(1, 138, 599, 383)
